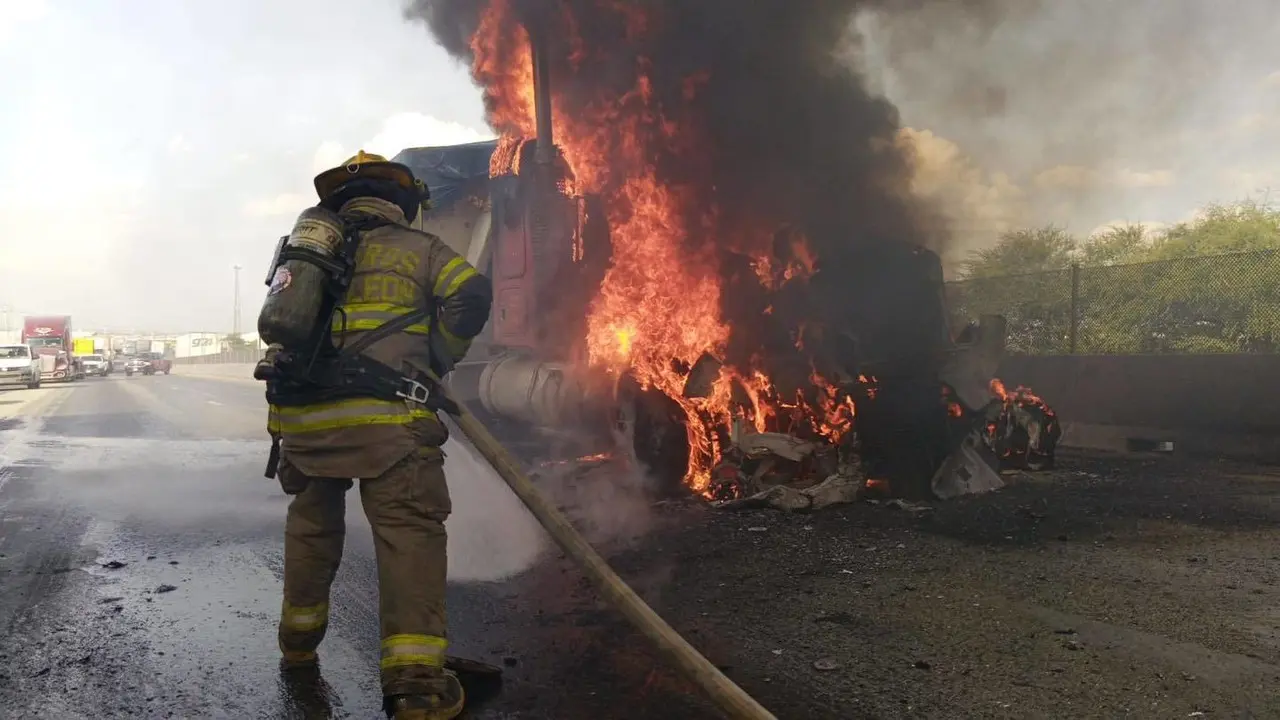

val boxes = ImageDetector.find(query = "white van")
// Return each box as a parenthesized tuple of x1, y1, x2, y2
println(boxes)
(0, 344, 40, 389)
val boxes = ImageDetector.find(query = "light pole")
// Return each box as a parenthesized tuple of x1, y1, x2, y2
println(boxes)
(232, 264, 243, 337)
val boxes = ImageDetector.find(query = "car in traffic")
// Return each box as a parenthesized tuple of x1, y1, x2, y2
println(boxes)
(0, 344, 41, 390)
(124, 352, 172, 376)
(124, 355, 153, 376)
(80, 354, 110, 377)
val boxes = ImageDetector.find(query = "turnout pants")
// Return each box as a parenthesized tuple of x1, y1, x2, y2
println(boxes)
(277, 450, 452, 698)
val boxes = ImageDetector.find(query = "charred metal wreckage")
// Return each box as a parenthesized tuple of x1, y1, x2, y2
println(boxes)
(390, 20, 1058, 511)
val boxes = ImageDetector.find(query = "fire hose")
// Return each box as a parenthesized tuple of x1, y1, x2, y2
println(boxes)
(426, 372, 777, 720)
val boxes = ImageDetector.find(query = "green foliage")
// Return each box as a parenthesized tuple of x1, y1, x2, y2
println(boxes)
(962, 225, 1077, 278)
(1079, 224, 1149, 266)
(948, 199, 1280, 354)
(1147, 200, 1280, 259)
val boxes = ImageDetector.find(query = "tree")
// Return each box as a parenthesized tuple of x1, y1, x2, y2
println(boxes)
(951, 199, 1280, 354)
(1146, 200, 1280, 259)
(1079, 224, 1149, 266)
(961, 225, 1076, 278)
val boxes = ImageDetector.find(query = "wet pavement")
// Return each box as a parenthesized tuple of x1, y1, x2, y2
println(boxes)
(7, 373, 1280, 719)
(0, 374, 721, 720)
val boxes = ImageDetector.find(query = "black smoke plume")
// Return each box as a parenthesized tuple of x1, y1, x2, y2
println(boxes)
(403, 0, 968, 373)
(404, 0, 967, 255)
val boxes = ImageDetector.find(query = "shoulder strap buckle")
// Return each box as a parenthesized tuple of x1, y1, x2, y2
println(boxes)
(397, 377, 433, 405)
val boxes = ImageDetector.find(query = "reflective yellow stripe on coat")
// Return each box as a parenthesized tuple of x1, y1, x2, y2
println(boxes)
(268, 397, 434, 434)
(380, 633, 447, 670)
(433, 257, 477, 299)
(332, 302, 431, 335)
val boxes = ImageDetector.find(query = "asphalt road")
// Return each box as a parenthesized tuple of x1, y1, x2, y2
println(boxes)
(0, 373, 721, 720)
(4, 371, 1280, 720)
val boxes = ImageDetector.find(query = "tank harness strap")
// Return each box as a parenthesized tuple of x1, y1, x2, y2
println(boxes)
(337, 306, 431, 359)
(276, 245, 347, 277)
(265, 435, 282, 479)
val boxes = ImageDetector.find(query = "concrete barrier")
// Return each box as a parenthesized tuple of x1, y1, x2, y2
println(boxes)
(173, 354, 1279, 461)
(174, 363, 259, 384)
(997, 354, 1280, 460)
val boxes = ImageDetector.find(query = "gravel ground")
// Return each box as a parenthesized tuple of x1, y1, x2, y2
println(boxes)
(593, 450, 1280, 719)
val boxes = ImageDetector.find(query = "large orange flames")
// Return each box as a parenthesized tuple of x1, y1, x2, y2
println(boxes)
(471, 1, 855, 492)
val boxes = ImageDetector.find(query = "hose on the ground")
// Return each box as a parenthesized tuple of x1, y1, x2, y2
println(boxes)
(431, 378, 777, 720)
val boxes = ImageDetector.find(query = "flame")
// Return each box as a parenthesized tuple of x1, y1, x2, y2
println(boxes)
(989, 378, 1054, 416)
(987, 377, 1058, 459)
(469, 2, 856, 494)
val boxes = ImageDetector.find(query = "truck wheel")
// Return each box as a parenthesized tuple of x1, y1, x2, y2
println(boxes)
(126, 370, 133, 377)
(163, 368, 170, 375)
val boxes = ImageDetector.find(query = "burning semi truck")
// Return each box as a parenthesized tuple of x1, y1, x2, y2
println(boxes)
(379, 7, 1063, 505)
(341, 2, 1065, 508)
(21, 315, 83, 383)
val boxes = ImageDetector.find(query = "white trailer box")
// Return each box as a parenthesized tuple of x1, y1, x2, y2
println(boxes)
(175, 333, 222, 359)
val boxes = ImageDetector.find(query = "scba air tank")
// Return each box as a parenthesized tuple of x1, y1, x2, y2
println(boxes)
(257, 206, 346, 351)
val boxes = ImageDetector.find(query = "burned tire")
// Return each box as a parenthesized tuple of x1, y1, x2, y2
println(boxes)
(614, 374, 691, 497)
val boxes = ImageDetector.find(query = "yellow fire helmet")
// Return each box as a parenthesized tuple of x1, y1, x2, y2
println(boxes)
(313, 150, 431, 210)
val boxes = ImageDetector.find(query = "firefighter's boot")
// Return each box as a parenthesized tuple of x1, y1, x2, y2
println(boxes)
(383, 672, 465, 720)
(279, 648, 319, 669)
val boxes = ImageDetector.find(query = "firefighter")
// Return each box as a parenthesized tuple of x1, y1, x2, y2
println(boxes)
(266, 151, 492, 720)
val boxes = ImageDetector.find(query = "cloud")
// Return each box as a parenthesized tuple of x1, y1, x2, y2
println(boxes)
(898, 127, 1028, 255)
(243, 192, 310, 218)
(311, 113, 493, 175)
(0, 113, 145, 282)
(1088, 219, 1169, 237)
(311, 140, 348, 175)
(0, 0, 49, 46)
(1234, 112, 1278, 135)
(1219, 168, 1277, 197)
(1033, 165, 1099, 190)
(1033, 165, 1176, 190)
(166, 134, 193, 155)
(253, 113, 494, 216)
(1113, 169, 1176, 188)
(364, 112, 493, 157)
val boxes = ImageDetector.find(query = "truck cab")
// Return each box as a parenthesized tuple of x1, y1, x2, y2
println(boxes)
(22, 316, 81, 382)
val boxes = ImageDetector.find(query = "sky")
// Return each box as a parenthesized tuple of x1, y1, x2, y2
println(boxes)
(0, 0, 491, 334)
(1, 0, 1277, 333)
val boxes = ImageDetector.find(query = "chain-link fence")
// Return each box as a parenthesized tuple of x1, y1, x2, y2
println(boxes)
(946, 249, 1280, 354)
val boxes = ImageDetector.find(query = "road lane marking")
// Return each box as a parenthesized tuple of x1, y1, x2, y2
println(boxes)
(114, 372, 263, 439)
